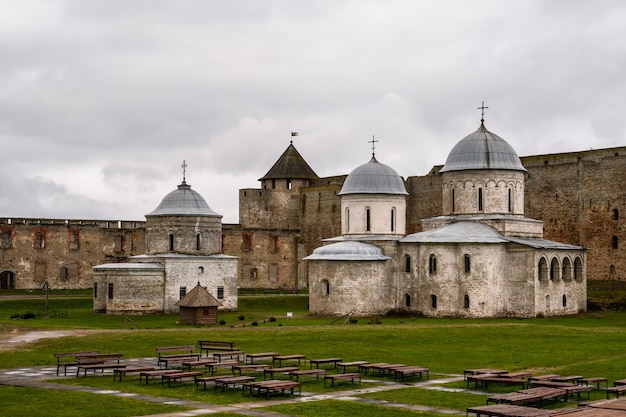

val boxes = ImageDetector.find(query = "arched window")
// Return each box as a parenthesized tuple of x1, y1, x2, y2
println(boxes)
(405, 294, 411, 307)
(59, 266, 68, 282)
(574, 257, 584, 282)
(431, 294, 437, 309)
(550, 258, 560, 281)
(562, 258, 572, 281)
(93, 282, 98, 298)
(404, 255, 411, 273)
(614, 209, 619, 221)
(611, 265, 616, 275)
(538, 257, 548, 281)
(612, 236, 619, 249)
(508, 188, 513, 212)
(196, 233, 201, 251)
(451, 188, 455, 213)
(464, 294, 470, 309)
(321, 279, 330, 296)
(345, 208, 350, 233)
(365, 207, 371, 232)
(429, 254, 437, 274)
(390, 207, 396, 232)
(464, 254, 471, 273)
(562, 294, 567, 307)
(478, 187, 483, 211)
(168, 234, 174, 251)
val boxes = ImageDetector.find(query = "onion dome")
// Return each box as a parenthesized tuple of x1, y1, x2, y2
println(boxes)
(439, 122, 526, 172)
(146, 181, 221, 217)
(338, 156, 408, 195)
(304, 241, 391, 261)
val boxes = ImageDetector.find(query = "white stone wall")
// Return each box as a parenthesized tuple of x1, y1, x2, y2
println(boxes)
(93, 268, 165, 315)
(341, 194, 406, 235)
(442, 170, 525, 216)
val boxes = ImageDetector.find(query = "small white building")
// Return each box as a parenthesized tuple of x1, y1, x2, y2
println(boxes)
(306, 120, 587, 318)
(93, 179, 238, 315)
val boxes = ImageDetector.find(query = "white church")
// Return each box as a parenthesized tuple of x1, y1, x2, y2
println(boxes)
(306, 118, 587, 318)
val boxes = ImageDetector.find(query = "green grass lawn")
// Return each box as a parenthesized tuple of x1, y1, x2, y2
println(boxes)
(2, 294, 626, 416)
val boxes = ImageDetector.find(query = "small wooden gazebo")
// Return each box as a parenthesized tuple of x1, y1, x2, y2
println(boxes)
(175, 283, 222, 325)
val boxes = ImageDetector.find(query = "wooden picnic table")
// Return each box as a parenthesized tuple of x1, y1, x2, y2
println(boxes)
(606, 385, 626, 399)
(309, 358, 342, 369)
(464, 369, 509, 380)
(358, 363, 390, 375)
(393, 366, 429, 382)
(368, 363, 406, 376)
(243, 379, 302, 399)
(324, 372, 361, 387)
(551, 375, 583, 383)
(527, 374, 561, 383)
(233, 364, 271, 376)
(289, 369, 326, 381)
(468, 374, 528, 390)
(273, 354, 306, 367)
(467, 404, 562, 417)
(263, 366, 300, 380)
(578, 377, 608, 390)
(337, 361, 369, 373)
(529, 380, 591, 399)
(487, 387, 567, 407)
(245, 352, 280, 364)
(214, 375, 255, 391)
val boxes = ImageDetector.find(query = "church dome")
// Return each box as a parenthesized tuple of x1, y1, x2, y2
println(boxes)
(338, 156, 408, 196)
(304, 241, 391, 261)
(146, 181, 221, 217)
(439, 122, 526, 173)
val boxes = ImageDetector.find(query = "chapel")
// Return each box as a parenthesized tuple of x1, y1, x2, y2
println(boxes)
(306, 119, 587, 318)
(92, 173, 238, 315)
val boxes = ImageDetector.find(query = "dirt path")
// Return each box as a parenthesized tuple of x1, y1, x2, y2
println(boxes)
(0, 329, 102, 351)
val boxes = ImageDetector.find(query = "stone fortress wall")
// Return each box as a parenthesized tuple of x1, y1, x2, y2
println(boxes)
(1, 146, 624, 290)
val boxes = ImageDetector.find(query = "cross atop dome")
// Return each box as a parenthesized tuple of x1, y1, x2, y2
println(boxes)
(369, 135, 379, 157)
(477, 101, 489, 123)
(181, 160, 188, 184)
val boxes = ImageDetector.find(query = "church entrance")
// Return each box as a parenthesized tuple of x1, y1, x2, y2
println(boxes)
(0, 271, 15, 289)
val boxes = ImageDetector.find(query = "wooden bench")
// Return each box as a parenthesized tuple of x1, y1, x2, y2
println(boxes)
(75, 353, 124, 377)
(161, 371, 203, 387)
(54, 350, 99, 376)
(244, 379, 301, 399)
(245, 352, 280, 364)
(324, 372, 361, 387)
(205, 360, 239, 375)
(195, 375, 224, 390)
(337, 361, 369, 373)
(310, 357, 342, 369)
(368, 363, 406, 376)
(529, 380, 591, 399)
(198, 340, 237, 356)
(273, 354, 306, 367)
(263, 367, 300, 380)
(606, 385, 626, 399)
(487, 387, 568, 407)
(156, 345, 200, 369)
(467, 404, 562, 417)
(113, 366, 155, 382)
(393, 366, 429, 382)
(464, 368, 509, 380)
(181, 358, 217, 372)
(139, 369, 180, 384)
(578, 377, 608, 390)
(233, 364, 271, 376)
(469, 374, 528, 390)
(212, 351, 245, 362)
(289, 369, 326, 381)
(214, 375, 255, 391)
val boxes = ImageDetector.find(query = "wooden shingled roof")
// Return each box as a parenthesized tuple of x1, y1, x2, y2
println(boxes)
(258, 143, 319, 181)
(175, 283, 222, 308)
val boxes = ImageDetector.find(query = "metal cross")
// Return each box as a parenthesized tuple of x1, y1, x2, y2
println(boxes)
(181, 160, 187, 182)
(477, 101, 489, 122)
(369, 135, 379, 156)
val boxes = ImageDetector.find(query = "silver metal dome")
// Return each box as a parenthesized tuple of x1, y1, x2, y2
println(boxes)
(304, 241, 390, 261)
(146, 182, 221, 217)
(338, 156, 408, 196)
(439, 123, 526, 172)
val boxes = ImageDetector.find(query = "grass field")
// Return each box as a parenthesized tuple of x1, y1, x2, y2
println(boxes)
(2, 293, 626, 416)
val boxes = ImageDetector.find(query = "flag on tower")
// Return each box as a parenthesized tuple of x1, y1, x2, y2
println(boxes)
(291, 132, 299, 136)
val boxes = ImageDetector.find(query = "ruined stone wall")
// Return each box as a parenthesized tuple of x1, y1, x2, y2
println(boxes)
(0, 218, 145, 290)
(239, 188, 302, 230)
(405, 171, 442, 234)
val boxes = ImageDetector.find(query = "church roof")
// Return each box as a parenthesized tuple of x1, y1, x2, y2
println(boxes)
(401, 222, 505, 243)
(175, 283, 222, 308)
(439, 122, 526, 173)
(304, 240, 391, 261)
(146, 181, 221, 217)
(338, 156, 408, 196)
(259, 143, 319, 181)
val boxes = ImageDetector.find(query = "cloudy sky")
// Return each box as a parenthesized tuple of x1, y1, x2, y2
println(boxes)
(1, 0, 625, 224)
